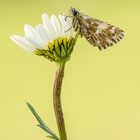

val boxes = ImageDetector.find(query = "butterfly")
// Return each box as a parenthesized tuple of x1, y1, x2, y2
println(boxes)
(67, 7, 125, 50)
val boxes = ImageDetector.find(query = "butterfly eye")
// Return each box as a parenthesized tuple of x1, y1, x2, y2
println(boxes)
(72, 10, 78, 16)
(71, 7, 78, 16)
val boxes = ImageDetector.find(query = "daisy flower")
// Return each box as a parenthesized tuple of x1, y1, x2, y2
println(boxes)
(10, 13, 77, 62)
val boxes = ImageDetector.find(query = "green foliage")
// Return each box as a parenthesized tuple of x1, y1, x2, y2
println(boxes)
(27, 102, 59, 140)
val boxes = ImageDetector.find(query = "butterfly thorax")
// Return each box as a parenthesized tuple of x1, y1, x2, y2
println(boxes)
(70, 13, 85, 37)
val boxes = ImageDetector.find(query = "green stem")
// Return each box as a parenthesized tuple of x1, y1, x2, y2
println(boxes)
(53, 61, 67, 140)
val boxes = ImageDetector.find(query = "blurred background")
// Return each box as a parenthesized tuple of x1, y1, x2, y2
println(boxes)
(0, 0, 140, 140)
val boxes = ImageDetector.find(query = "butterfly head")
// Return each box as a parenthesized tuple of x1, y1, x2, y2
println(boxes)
(70, 7, 80, 16)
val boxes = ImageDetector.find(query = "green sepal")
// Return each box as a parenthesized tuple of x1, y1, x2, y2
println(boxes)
(48, 57, 55, 62)
(58, 37, 62, 45)
(46, 51, 55, 60)
(26, 102, 59, 140)
(52, 50, 62, 62)
(48, 43, 54, 52)
(67, 42, 73, 56)
(35, 49, 55, 61)
(66, 47, 73, 61)
(67, 37, 72, 48)
(54, 40, 61, 56)
(60, 45, 67, 58)
(62, 38, 67, 50)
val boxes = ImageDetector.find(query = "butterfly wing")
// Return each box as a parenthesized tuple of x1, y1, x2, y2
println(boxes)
(80, 15, 125, 50)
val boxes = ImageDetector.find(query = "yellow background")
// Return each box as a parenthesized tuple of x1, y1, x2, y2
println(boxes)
(0, 0, 140, 140)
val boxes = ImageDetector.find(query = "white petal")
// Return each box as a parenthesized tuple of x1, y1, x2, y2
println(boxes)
(59, 15, 68, 31)
(24, 24, 44, 48)
(10, 35, 35, 52)
(50, 15, 63, 37)
(41, 13, 57, 40)
(64, 16, 74, 36)
(65, 16, 73, 29)
(36, 24, 49, 45)
(59, 15, 73, 36)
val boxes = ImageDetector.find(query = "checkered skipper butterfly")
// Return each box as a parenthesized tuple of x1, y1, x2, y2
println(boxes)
(67, 7, 125, 50)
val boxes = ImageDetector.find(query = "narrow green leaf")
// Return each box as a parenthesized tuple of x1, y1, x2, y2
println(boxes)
(47, 135, 57, 139)
(37, 125, 59, 140)
(26, 102, 59, 140)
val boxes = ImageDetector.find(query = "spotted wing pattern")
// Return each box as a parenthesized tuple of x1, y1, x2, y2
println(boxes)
(78, 16, 125, 50)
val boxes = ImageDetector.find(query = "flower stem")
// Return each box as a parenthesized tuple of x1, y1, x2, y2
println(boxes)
(53, 61, 67, 140)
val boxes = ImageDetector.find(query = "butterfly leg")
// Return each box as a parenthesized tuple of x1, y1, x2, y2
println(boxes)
(64, 26, 73, 32)
(59, 13, 73, 21)
(64, 16, 73, 21)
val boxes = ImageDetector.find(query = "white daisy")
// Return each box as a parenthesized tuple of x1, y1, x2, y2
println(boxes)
(10, 13, 77, 62)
